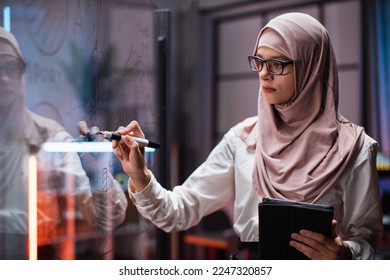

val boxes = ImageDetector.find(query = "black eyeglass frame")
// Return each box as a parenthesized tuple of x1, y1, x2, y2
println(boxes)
(248, 55, 293, 75)
(0, 60, 26, 78)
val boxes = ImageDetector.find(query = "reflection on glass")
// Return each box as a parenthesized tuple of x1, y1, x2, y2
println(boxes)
(0, 28, 130, 259)
(0, 0, 158, 260)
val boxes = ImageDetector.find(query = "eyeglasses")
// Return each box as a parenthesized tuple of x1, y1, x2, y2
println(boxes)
(248, 56, 293, 75)
(0, 61, 26, 78)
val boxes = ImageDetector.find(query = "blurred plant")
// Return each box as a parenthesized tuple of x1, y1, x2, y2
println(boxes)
(61, 42, 138, 123)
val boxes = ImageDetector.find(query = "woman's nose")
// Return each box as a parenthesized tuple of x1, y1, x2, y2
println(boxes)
(259, 65, 272, 80)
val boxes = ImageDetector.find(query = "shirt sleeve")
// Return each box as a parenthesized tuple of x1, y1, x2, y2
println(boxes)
(128, 131, 237, 232)
(46, 131, 128, 230)
(88, 175, 128, 230)
(341, 137, 383, 259)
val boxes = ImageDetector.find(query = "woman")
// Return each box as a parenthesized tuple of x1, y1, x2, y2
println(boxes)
(113, 12, 383, 259)
(0, 27, 127, 259)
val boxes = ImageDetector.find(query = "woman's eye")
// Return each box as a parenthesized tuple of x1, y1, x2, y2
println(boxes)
(271, 61, 283, 68)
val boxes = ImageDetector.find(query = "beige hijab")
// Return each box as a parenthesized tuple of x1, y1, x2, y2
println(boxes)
(232, 12, 364, 203)
(0, 27, 64, 233)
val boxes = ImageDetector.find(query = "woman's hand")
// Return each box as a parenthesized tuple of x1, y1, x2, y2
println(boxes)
(290, 220, 352, 259)
(112, 121, 151, 192)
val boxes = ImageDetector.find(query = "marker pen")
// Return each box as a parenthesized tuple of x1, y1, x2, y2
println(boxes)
(97, 131, 160, 149)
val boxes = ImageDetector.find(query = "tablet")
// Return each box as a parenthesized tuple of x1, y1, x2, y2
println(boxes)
(258, 197, 334, 259)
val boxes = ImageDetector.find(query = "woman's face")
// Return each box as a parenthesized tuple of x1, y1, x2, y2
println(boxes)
(256, 46, 295, 105)
(0, 41, 24, 108)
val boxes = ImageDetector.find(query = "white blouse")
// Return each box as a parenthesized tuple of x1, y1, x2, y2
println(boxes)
(129, 129, 383, 259)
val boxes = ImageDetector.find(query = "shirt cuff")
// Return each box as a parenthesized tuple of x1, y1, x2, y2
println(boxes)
(344, 240, 361, 260)
(128, 170, 154, 198)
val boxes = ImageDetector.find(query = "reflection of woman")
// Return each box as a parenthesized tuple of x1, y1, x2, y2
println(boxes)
(113, 13, 383, 259)
(0, 27, 127, 259)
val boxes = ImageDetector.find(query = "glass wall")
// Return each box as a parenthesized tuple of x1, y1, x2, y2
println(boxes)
(0, 0, 161, 260)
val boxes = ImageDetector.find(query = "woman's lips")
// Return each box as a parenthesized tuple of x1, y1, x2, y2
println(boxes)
(262, 86, 276, 93)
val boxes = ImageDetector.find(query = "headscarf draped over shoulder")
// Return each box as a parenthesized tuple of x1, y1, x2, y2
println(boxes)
(232, 12, 364, 202)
